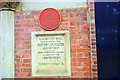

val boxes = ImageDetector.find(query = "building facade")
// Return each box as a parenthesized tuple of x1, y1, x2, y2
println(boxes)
(0, 0, 97, 79)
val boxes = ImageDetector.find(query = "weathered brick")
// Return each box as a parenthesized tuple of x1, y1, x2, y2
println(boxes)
(21, 68, 31, 72)
(22, 59, 31, 63)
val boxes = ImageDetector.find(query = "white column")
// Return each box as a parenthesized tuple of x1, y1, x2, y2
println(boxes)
(0, 11, 2, 80)
(0, 11, 15, 78)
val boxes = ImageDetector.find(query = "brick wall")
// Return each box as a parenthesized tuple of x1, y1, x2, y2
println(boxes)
(88, 1, 98, 78)
(14, 2, 97, 78)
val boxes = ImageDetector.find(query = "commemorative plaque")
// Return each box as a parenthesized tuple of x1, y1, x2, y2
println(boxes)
(39, 8, 61, 31)
(31, 31, 71, 76)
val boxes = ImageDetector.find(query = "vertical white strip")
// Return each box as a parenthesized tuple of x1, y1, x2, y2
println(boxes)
(0, 11, 2, 80)
(0, 11, 15, 78)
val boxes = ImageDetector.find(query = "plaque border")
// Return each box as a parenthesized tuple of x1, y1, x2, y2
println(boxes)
(31, 31, 71, 76)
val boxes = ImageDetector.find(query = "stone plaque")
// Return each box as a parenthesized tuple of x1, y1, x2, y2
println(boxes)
(37, 35, 65, 70)
(32, 31, 71, 76)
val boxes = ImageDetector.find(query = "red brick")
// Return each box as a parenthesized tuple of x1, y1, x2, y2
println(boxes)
(90, 2, 94, 4)
(15, 59, 21, 63)
(20, 72, 31, 77)
(92, 57, 97, 61)
(72, 72, 77, 76)
(82, 17, 87, 21)
(91, 23, 95, 27)
(90, 8, 95, 11)
(94, 61, 97, 65)
(71, 43, 78, 48)
(92, 50, 96, 53)
(77, 58, 90, 62)
(15, 45, 25, 49)
(15, 73, 21, 77)
(25, 50, 31, 53)
(22, 59, 31, 63)
(91, 31, 96, 34)
(93, 72, 98, 76)
(71, 49, 76, 53)
(15, 63, 22, 67)
(92, 39, 96, 42)
(76, 62, 83, 66)
(92, 53, 97, 57)
(72, 58, 77, 62)
(21, 68, 31, 72)
(70, 22, 75, 26)
(84, 71, 91, 77)
(71, 67, 76, 71)
(76, 72, 85, 78)
(69, 13, 75, 17)
(71, 62, 76, 66)
(22, 64, 31, 67)
(15, 68, 21, 73)
(71, 53, 76, 57)
(60, 26, 68, 30)
(76, 53, 82, 58)
(16, 55, 21, 58)
(83, 50, 89, 54)
(82, 62, 90, 66)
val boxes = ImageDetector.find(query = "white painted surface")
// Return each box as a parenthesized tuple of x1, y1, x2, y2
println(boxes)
(21, 2, 86, 10)
(0, 11, 2, 80)
(21, 0, 86, 2)
(0, 11, 15, 78)
(2, 0, 120, 2)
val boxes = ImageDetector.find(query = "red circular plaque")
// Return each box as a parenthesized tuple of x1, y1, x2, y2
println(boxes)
(39, 8, 61, 31)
